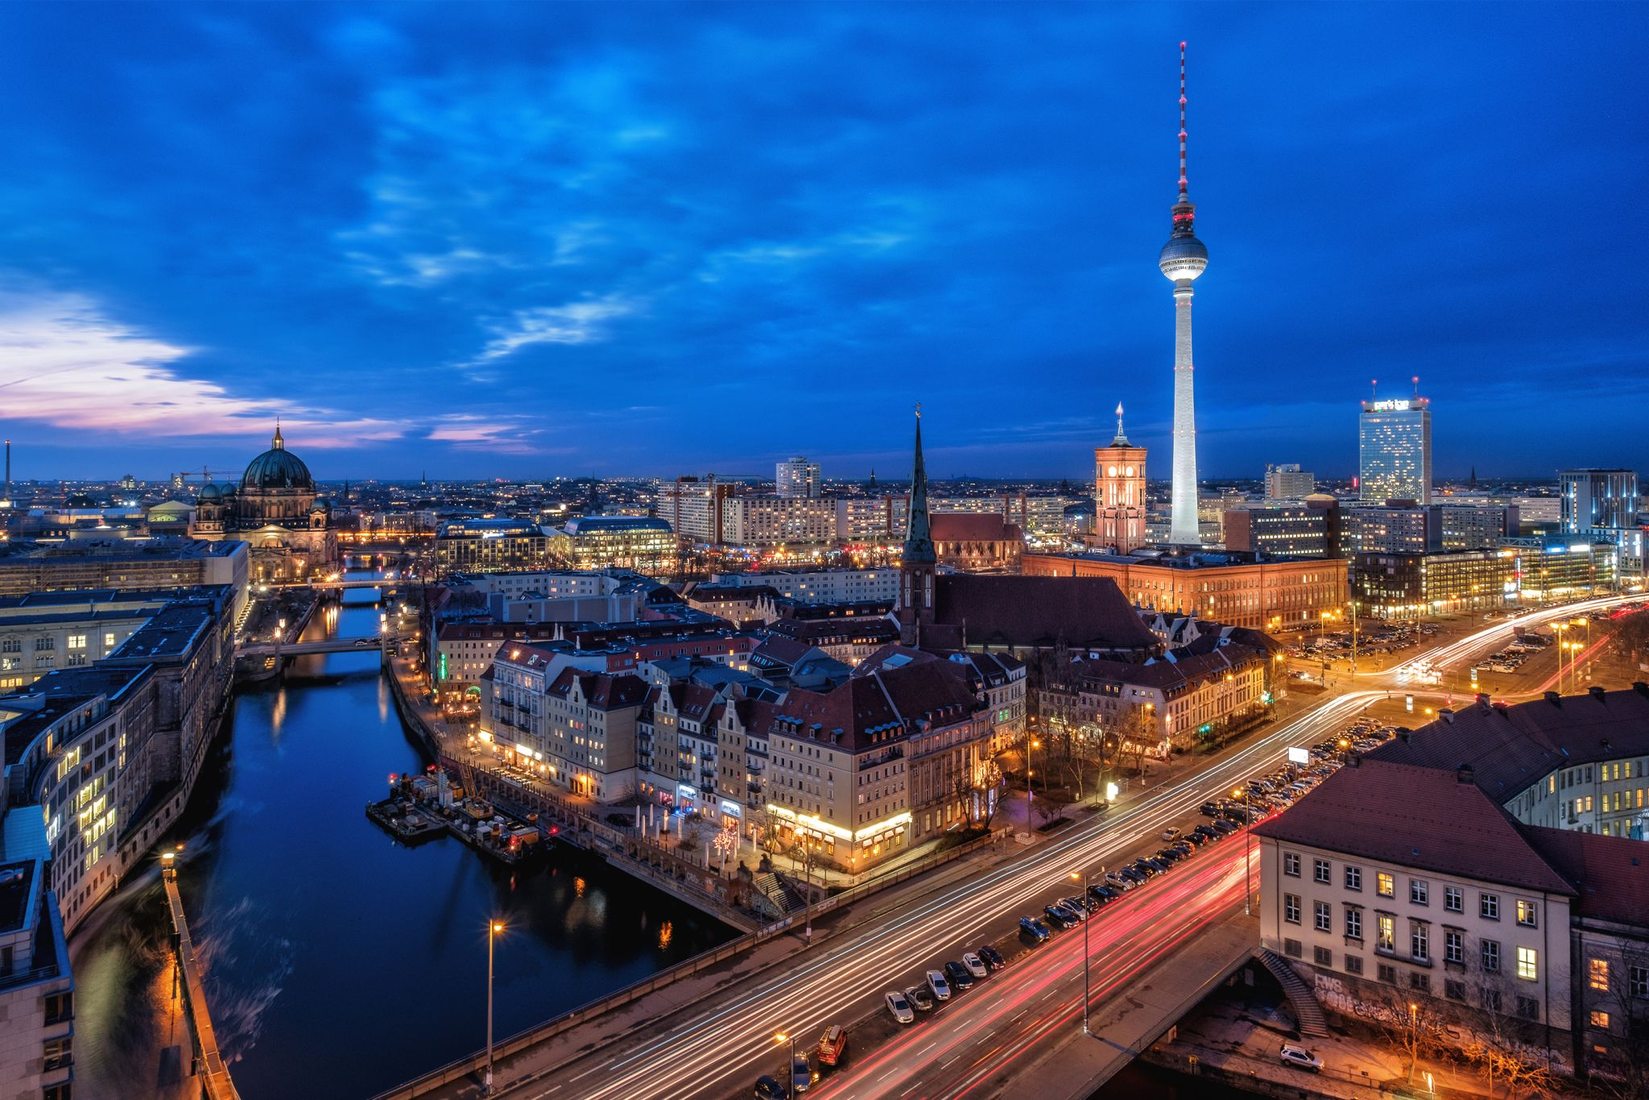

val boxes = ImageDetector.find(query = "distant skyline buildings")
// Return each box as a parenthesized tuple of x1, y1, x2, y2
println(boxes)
(0, 6, 1646, 480)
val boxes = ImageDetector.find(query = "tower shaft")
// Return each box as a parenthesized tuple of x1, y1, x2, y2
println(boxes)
(1169, 282, 1199, 544)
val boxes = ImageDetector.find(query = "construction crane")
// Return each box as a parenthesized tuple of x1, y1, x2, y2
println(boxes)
(171, 467, 239, 489)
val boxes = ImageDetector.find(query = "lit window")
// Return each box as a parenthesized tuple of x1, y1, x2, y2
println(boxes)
(1377, 872, 1394, 898)
(1516, 899, 1537, 928)
(1591, 1010, 1610, 1031)
(1590, 958, 1610, 993)
(1517, 947, 1538, 982)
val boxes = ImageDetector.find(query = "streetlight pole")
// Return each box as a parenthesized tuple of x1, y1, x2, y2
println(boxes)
(485, 920, 504, 1094)
(1234, 787, 1252, 916)
(1070, 870, 1096, 1034)
(774, 1031, 795, 1088)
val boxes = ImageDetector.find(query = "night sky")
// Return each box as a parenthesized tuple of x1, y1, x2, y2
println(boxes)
(1, 3, 1645, 482)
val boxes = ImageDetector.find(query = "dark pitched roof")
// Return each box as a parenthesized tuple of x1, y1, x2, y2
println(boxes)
(1520, 827, 1649, 924)
(1369, 686, 1649, 803)
(930, 513, 1022, 542)
(1252, 760, 1575, 897)
(930, 574, 1159, 652)
(546, 667, 650, 710)
(772, 658, 979, 753)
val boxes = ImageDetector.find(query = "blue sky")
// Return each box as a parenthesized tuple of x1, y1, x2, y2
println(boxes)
(1, 2, 1646, 482)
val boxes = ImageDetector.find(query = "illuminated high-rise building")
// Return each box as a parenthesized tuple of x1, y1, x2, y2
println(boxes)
(1358, 382, 1432, 504)
(775, 456, 821, 499)
(1158, 42, 1208, 546)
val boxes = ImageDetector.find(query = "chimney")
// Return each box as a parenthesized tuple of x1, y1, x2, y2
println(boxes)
(1475, 692, 1491, 708)
(1440, 710, 1455, 724)
(1457, 763, 1475, 785)
(1635, 681, 1649, 699)
(1588, 685, 1606, 701)
(1544, 691, 1561, 705)
(1397, 727, 1411, 743)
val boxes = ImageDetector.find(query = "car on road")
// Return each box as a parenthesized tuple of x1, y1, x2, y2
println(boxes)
(884, 990, 914, 1024)
(1105, 871, 1137, 890)
(792, 1056, 816, 1093)
(817, 1025, 848, 1067)
(1019, 916, 1052, 943)
(1088, 884, 1120, 905)
(1161, 826, 1182, 840)
(1199, 801, 1221, 817)
(1210, 818, 1238, 835)
(977, 944, 1007, 971)
(1182, 830, 1208, 846)
(961, 952, 989, 979)
(1279, 1043, 1323, 1072)
(1129, 859, 1158, 879)
(1055, 898, 1090, 921)
(1144, 857, 1172, 874)
(1155, 847, 1185, 864)
(944, 960, 976, 989)
(926, 968, 952, 1000)
(754, 1075, 788, 1099)
(1043, 904, 1078, 929)
(905, 985, 935, 1012)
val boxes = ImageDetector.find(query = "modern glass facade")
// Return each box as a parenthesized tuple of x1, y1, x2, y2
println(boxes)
(1359, 398, 1432, 504)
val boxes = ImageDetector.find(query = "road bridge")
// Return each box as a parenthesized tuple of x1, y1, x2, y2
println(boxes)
(237, 637, 384, 659)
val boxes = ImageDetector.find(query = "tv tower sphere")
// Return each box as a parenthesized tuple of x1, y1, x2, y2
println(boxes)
(1158, 230, 1208, 282)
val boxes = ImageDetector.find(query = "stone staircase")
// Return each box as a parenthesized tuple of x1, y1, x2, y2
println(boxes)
(1257, 949, 1330, 1037)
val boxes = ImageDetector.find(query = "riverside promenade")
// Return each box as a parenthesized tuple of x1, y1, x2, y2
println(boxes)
(160, 857, 240, 1100)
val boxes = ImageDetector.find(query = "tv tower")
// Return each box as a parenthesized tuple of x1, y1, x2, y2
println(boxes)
(1159, 41, 1209, 547)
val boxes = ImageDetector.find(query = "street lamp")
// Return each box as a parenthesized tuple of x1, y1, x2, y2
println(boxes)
(1070, 870, 1096, 1034)
(1233, 787, 1252, 916)
(773, 1031, 796, 1089)
(485, 920, 505, 1094)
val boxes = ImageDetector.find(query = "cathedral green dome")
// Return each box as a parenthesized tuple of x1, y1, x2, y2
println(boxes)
(241, 424, 314, 491)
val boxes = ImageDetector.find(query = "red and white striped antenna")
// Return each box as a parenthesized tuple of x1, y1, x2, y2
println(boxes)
(1177, 41, 1189, 197)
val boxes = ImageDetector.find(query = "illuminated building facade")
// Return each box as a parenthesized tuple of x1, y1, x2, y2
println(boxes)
(1094, 403, 1148, 553)
(1359, 394, 1433, 504)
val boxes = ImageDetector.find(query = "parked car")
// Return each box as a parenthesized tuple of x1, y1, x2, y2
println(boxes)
(1019, 916, 1052, 943)
(905, 985, 935, 1013)
(1155, 847, 1185, 863)
(817, 1025, 848, 1067)
(961, 952, 989, 979)
(1144, 857, 1172, 874)
(1161, 826, 1182, 840)
(754, 1075, 789, 1099)
(884, 991, 915, 1024)
(1055, 898, 1090, 921)
(792, 1056, 816, 1093)
(1105, 871, 1136, 890)
(926, 969, 952, 1000)
(977, 944, 1007, 971)
(1129, 859, 1158, 879)
(944, 960, 976, 990)
(1279, 1043, 1323, 1072)
(1210, 819, 1237, 835)
(1088, 884, 1120, 905)
(1043, 904, 1078, 929)
(1199, 801, 1221, 817)
(1182, 830, 1209, 847)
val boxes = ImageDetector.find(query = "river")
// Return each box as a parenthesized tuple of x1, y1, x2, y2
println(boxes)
(69, 570, 738, 1100)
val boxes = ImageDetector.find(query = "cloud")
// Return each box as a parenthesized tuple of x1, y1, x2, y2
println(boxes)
(466, 295, 639, 366)
(0, 288, 404, 446)
(426, 414, 563, 456)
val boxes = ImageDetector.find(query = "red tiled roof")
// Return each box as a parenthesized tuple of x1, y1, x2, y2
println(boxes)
(1520, 826, 1649, 924)
(1369, 686, 1649, 803)
(1252, 760, 1575, 897)
(930, 513, 1022, 542)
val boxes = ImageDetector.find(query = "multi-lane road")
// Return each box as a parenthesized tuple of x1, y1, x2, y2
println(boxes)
(489, 596, 1639, 1100)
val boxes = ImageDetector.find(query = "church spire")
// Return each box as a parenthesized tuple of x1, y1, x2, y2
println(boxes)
(272, 417, 285, 451)
(903, 404, 935, 566)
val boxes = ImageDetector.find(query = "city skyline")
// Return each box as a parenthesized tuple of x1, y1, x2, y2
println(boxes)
(1, 3, 1647, 481)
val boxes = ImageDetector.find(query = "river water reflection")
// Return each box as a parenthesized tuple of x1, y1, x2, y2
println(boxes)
(71, 573, 737, 1099)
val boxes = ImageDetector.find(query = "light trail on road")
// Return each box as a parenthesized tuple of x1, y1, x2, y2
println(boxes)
(512, 694, 1375, 1100)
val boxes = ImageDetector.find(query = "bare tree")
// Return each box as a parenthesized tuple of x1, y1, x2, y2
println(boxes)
(1461, 970, 1557, 1099)
(1612, 609, 1649, 671)
(1582, 945, 1649, 1099)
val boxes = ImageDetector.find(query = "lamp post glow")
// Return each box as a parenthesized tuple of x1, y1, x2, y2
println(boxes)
(485, 920, 504, 1094)
(774, 1031, 795, 1089)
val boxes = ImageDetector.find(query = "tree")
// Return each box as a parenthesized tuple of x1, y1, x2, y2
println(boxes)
(952, 758, 1007, 830)
(1461, 970, 1557, 1099)
(1612, 610, 1649, 672)
(1582, 944, 1649, 1099)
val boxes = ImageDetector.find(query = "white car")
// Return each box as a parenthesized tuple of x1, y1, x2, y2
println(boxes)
(961, 952, 988, 979)
(1161, 826, 1182, 841)
(926, 969, 952, 1001)
(1279, 1043, 1323, 1072)
(884, 990, 915, 1024)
